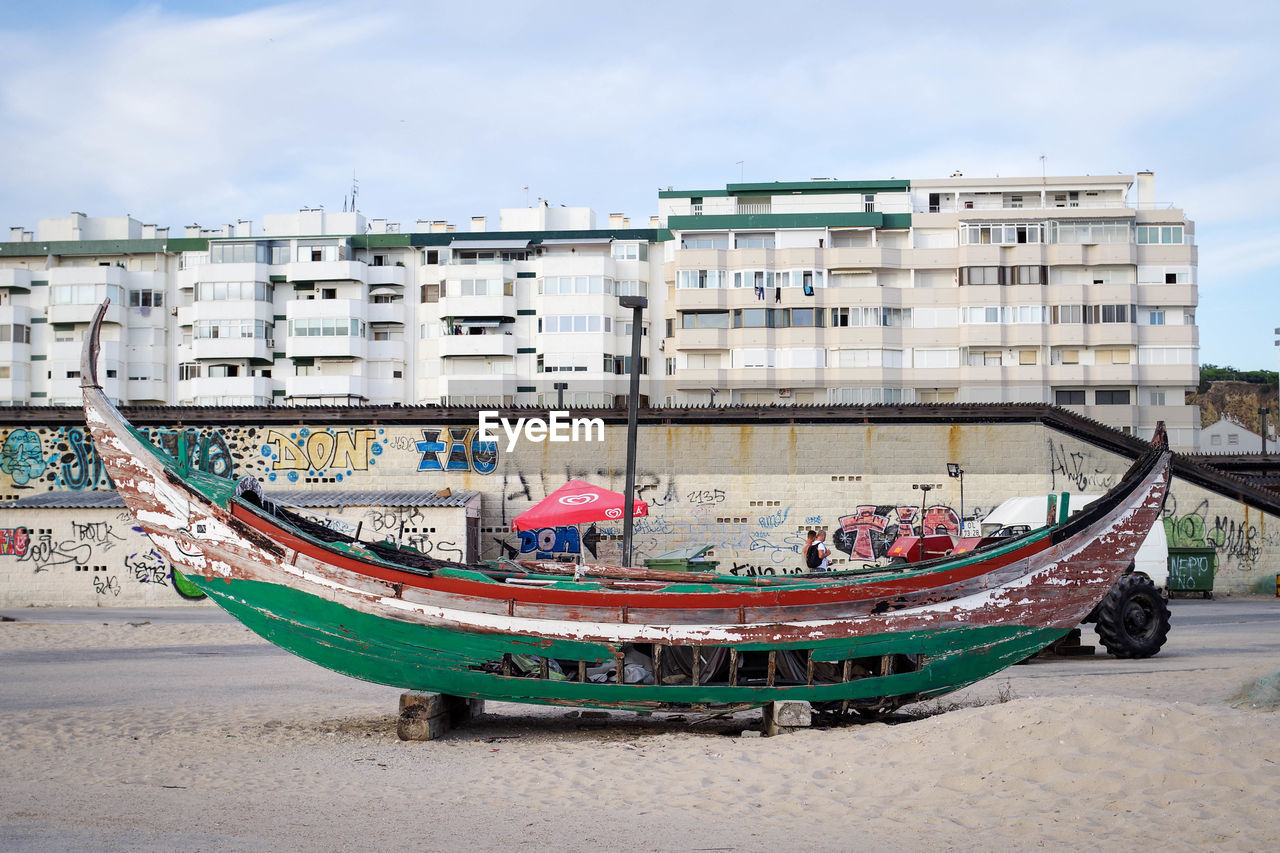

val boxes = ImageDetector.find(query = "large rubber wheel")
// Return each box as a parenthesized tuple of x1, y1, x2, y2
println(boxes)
(1095, 574, 1171, 659)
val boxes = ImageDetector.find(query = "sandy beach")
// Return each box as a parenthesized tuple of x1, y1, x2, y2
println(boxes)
(2, 599, 1278, 852)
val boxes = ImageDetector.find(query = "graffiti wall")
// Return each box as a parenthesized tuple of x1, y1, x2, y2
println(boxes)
(1, 420, 1277, 600)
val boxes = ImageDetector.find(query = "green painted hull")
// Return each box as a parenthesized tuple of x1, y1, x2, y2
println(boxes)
(194, 574, 1064, 711)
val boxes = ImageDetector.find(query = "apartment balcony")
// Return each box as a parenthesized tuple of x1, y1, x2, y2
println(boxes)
(180, 375, 275, 404)
(286, 260, 367, 283)
(51, 339, 122, 368)
(1134, 364, 1199, 384)
(0, 304, 32, 326)
(670, 288, 730, 310)
(48, 298, 125, 327)
(364, 376, 409, 405)
(0, 269, 33, 292)
(1136, 244, 1197, 265)
(438, 333, 516, 358)
(195, 262, 270, 284)
(1137, 325, 1197, 346)
(672, 328, 729, 350)
(176, 265, 201, 290)
(284, 374, 366, 402)
(1045, 244, 1086, 265)
(192, 335, 274, 363)
(190, 299, 275, 324)
(1046, 364, 1137, 384)
(125, 377, 169, 404)
(438, 375, 516, 396)
(669, 368, 727, 391)
(956, 244, 1003, 266)
(824, 246, 895, 271)
(1080, 325, 1139, 347)
(286, 333, 366, 360)
(0, 342, 31, 365)
(1136, 283, 1197, 305)
(367, 339, 406, 361)
(0, 375, 30, 403)
(366, 264, 409, 287)
(437, 293, 515, 320)
(50, 266, 125, 287)
(1079, 403, 1141, 429)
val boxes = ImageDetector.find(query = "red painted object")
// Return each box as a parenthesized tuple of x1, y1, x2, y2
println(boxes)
(511, 479, 648, 532)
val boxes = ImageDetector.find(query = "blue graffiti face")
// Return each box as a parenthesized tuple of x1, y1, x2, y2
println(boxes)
(0, 429, 47, 485)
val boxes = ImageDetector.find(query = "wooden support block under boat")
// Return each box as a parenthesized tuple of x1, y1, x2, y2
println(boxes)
(763, 700, 813, 737)
(397, 693, 484, 741)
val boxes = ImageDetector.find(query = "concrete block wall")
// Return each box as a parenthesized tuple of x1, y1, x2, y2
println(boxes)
(1, 418, 1276, 603)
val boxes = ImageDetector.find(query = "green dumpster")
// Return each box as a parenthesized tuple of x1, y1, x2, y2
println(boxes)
(1167, 547, 1217, 598)
(644, 545, 719, 573)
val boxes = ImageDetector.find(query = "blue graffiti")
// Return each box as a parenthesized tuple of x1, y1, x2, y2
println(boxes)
(0, 429, 48, 485)
(757, 506, 791, 529)
(58, 427, 110, 491)
(416, 427, 497, 474)
(518, 526, 581, 559)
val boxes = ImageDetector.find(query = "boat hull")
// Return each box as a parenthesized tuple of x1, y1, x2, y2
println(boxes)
(79, 300, 1171, 713)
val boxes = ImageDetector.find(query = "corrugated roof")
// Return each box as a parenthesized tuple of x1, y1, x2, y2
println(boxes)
(1, 489, 479, 510)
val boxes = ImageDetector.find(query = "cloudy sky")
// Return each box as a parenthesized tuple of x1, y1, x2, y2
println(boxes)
(2, 1, 1277, 369)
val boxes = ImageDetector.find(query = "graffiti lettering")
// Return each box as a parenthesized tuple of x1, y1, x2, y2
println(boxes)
(838, 506, 891, 560)
(686, 489, 726, 505)
(518, 526, 581, 559)
(756, 506, 791, 529)
(266, 428, 380, 473)
(152, 428, 236, 479)
(0, 527, 30, 556)
(364, 506, 425, 534)
(729, 562, 804, 577)
(0, 428, 48, 486)
(416, 428, 497, 474)
(125, 550, 168, 585)
(72, 520, 125, 550)
(58, 427, 109, 491)
(93, 575, 121, 596)
(17, 533, 92, 572)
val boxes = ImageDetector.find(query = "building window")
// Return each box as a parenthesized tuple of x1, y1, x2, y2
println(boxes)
(830, 307, 850, 327)
(676, 269, 725, 289)
(1018, 350, 1037, 365)
(1014, 265, 1046, 285)
(733, 233, 775, 249)
(960, 266, 999, 285)
(680, 233, 728, 250)
(1147, 310, 1165, 325)
(210, 242, 270, 264)
(680, 311, 730, 329)
(1049, 221, 1132, 244)
(196, 281, 272, 302)
(1055, 390, 1086, 405)
(665, 357, 676, 376)
(1137, 225, 1184, 245)
(207, 364, 240, 378)
(959, 223, 1043, 245)
(1210, 434, 1221, 446)
(128, 290, 165, 308)
(1095, 389, 1131, 405)
(1149, 390, 1166, 406)
(1227, 434, 1239, 446)
(863, 194, 875, 213)
(179, 363, 201, 381)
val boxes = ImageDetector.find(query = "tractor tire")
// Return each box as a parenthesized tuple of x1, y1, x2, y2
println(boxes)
(1095, 574, 1171, 659)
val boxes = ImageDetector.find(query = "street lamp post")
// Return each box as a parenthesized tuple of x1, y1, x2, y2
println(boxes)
(1261, 407, 1271, 455)
(553, 382, 568, 409)
(947, 462, 965, 533)
(619, 295, 647, 567)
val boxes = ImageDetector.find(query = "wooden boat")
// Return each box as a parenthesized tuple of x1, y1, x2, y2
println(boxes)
(81, 302, 1172, 715)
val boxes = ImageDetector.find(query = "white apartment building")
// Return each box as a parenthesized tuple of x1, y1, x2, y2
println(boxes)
(658, 172, 1200, 448)
(0, 170, 1200, 448)
(0, 205, 665, 410)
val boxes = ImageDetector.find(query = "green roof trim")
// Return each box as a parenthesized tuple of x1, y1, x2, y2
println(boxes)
(0, 236, 208, 257)
(273, 314, 286, 321)
(667, 212, 911, 230)
(516, 271, 536, 278)
(30, 354, 46, 361)
(657, 189, 733, 199)
(350, 234, 415, 248)
(271, 389, 286, 397)
(29, 317, 47, 323)
(405, 228, 665, 248)
(516, 309, 536, 316)
(269, 275, 287, 282)
(517, 385, 537, 393)
(30, 280, 48, 287)
(516, 347, 536, 354)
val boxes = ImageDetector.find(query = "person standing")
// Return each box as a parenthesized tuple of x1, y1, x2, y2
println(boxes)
(815, 530, 832, 571)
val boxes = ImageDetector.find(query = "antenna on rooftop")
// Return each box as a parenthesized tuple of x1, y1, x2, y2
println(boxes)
(349, 171, 359, 213)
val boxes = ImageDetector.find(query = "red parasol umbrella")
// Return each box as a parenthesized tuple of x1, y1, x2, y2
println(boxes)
(511, 479, 648, 532)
